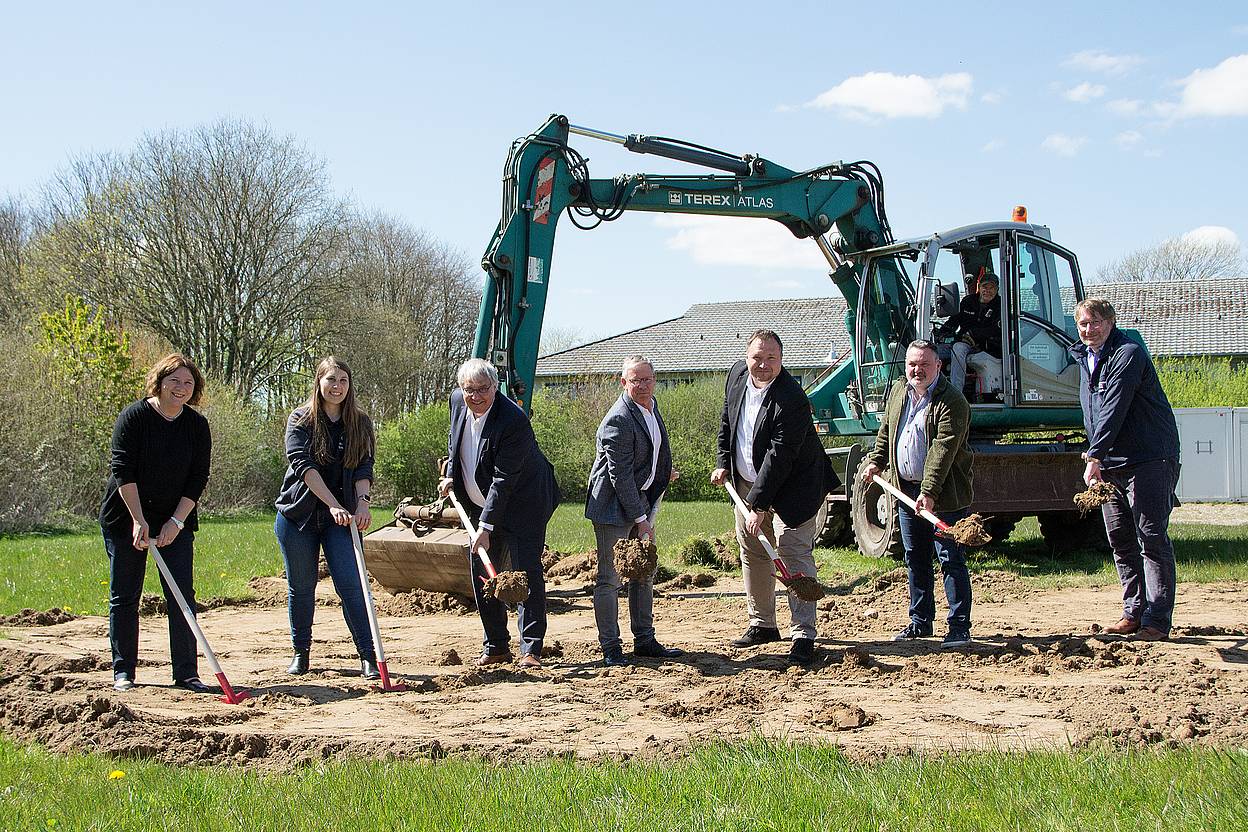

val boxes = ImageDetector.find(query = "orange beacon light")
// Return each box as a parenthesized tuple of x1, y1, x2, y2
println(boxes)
(1012, 205, 1028, 223)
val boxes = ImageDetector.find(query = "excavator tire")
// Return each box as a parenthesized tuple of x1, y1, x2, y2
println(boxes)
(850, 458, 903, 559)
(814, 498, 853, 547)
(1038, 510, 1111, 555)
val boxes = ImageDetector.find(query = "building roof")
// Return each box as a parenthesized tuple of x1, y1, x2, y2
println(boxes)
(1093, 277, 1248, 357)
(537, 297, 851, 376)
(536, 277, 1248, 378)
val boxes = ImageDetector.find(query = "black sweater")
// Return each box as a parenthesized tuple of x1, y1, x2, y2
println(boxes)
(99, 399, 212, 536)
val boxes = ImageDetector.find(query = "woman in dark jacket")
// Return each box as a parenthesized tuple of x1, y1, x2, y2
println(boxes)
(100, 354, 212, 693)
(274, 356, 377, 678)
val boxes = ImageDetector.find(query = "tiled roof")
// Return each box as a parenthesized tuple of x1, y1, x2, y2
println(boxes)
(1092, 277, 1248, 357)
(536, 297, 850, 376)
(536, 278, 1248, 377)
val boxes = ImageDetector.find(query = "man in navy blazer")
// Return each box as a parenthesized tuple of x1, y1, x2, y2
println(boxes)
(439, 358, 560, 668)
(711, 330, 838, 665)
(585, 356, 684, 667)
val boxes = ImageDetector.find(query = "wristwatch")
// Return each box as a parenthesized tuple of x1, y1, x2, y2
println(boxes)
(170, 516, 185, 530)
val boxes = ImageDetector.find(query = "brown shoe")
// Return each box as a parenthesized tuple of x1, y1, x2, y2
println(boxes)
(1105, 617, 1140, 635)
(1134, 626, 1168, 642)
(517, 654, 542, 669)
(475, 651, 513, 667)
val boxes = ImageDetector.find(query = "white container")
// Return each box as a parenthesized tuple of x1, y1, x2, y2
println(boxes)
(1173, 407, 1240, 502)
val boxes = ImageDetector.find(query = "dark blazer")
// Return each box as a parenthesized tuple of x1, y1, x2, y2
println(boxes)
(947, 293, 1002, 358)
(867, 375, 973, 512)
(275, 406, 374, 530)
(584, 393, 672, 527)
(716, 362, 838, 527)
(1069, 327, 1179, 470)
(446, 388, 559, 534)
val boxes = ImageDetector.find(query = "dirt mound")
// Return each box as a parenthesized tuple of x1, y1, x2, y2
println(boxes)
(375, 589, 473, 617)
(613, 538, 658, 582)
(811, 703, 873, 730)
(545, 550, 597, 584)
(659, 572, 717, 590)
(0, 608, 77, 627)
(434, 649, 463, 666)
(484, 571, 529, 604)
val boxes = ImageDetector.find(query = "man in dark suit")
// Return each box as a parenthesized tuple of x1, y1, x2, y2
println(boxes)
(585, 356, 684, 667)
(438, 358, 560, 669)
(710, 330, 838, 665)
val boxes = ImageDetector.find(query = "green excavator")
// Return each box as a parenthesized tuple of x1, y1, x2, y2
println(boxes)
(365, 113, 1107, 586)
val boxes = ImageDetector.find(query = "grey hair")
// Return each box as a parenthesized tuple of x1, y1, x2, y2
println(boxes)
(456, 358, 499, 388)
(620, 355, 655, 378)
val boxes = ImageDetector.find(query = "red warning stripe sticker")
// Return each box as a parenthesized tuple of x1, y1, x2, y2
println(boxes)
(533, 157, 556, 225)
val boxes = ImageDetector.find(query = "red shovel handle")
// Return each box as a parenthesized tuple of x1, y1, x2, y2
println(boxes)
(448, 492, 499, 578)
(871, 476, 952, 532)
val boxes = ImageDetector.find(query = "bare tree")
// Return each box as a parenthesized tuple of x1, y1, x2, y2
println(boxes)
(33, 120, 350, 399)
(539, 325, 593, 356)
(334, 212, 481, 419)
(1096, 236, 1245, 283)
(0, 195, 31, 325)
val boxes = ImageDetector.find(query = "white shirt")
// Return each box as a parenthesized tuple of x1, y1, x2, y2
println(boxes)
(635, 399, 662, 521)
(459, 409, 490, 518)
(1085, 347, 1100, 376)
(733, 376, 773, 483)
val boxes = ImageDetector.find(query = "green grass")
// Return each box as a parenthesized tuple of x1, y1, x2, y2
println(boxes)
(3, 504, 1247, 617)
(2, 738, 1245, 831)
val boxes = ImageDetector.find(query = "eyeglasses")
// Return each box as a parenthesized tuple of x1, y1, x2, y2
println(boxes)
(626, 376, 656, 386)
(461, 385, 493, 397)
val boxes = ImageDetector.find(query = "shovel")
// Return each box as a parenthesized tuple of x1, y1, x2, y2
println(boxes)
(447, 492, 530, 606)
(347, 523, 408, 692)
(148, 543, 250, 704)
(447, 492, 500, 582)
(870, 476, 991, 546)
(723, 482, 824, 602)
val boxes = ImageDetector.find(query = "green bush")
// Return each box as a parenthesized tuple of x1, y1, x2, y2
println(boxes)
(1156, 357, 1248, 408)
(374, 401, 450, 502)
(198, 380, 286, 513)
(659, 378, 726, 501)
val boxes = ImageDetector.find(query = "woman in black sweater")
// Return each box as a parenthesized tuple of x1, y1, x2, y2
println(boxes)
(274, 356, 377, 678)
(100, 354, 212, 693)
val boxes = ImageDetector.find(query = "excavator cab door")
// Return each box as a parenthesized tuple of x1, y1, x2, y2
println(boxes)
(854, 250, 919, 416)
(1002, 232, 1085, 408)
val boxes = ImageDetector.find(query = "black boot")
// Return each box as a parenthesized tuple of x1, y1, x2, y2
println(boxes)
(287, 649, 310, 675)
(360, 653, 381, 680)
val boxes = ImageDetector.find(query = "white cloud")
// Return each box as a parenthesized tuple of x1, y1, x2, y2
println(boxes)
(981, 91, 1002, 105)
(1181, 225, 1241, 248)
(1115, 130, 1143, 148)
(1064, 50, 1143, 76)
(805, 71, 972, 119)
(981, 139, 1004, 152)
(1174, 54, 1248, 117)
(1064, 82, 1107, 102)
(1107, 98, 1143, 115)
(1041, 134, 1087, 156)
(655, 215, 826, 270)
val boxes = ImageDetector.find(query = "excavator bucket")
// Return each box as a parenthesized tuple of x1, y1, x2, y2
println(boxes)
(362, 499, 475, 597)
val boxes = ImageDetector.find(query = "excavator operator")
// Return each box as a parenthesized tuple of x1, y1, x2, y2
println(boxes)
(937, 272, 1002, 399)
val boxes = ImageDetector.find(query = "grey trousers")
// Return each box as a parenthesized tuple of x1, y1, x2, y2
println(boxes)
(733, 476, 819, 641)
(592, 521, 656, 651)
(1101, 458, 1179, 635)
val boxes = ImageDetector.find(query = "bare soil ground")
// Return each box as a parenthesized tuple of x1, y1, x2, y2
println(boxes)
(2, 569, 1246, 770)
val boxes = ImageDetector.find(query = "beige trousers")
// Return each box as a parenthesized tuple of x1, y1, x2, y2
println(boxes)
(733, 476, 819, 640)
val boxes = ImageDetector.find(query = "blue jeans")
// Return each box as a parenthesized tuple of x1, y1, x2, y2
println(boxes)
(896, 480, 973, 632)
(1101, 459, 1179, 635)
(275, 510, 374, 658)
(103, 526, 198, 682)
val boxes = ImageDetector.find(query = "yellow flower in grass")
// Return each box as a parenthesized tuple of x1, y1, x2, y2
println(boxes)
(108, 770, 126, 780)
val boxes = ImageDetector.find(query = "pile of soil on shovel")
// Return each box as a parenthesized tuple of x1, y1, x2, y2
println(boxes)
(1074, 481, 1119, 516)
(613, 537, 658, 582)
(484, 571, 529, 604)
(945, 513, 992, 547)
(786, 575, 826, 602)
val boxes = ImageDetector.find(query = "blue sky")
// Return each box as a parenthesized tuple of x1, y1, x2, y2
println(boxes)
(3, 1, 1245, 343)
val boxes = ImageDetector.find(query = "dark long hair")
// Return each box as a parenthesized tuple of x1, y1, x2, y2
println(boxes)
(299, 356, 373, 468)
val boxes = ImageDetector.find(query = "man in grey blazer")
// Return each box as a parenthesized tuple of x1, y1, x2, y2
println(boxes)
(585, 355, 684, 667)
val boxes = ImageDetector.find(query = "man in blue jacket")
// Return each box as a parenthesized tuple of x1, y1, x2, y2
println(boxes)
(1070, 298, 1180, 641)
(585, 355, 683, 667)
